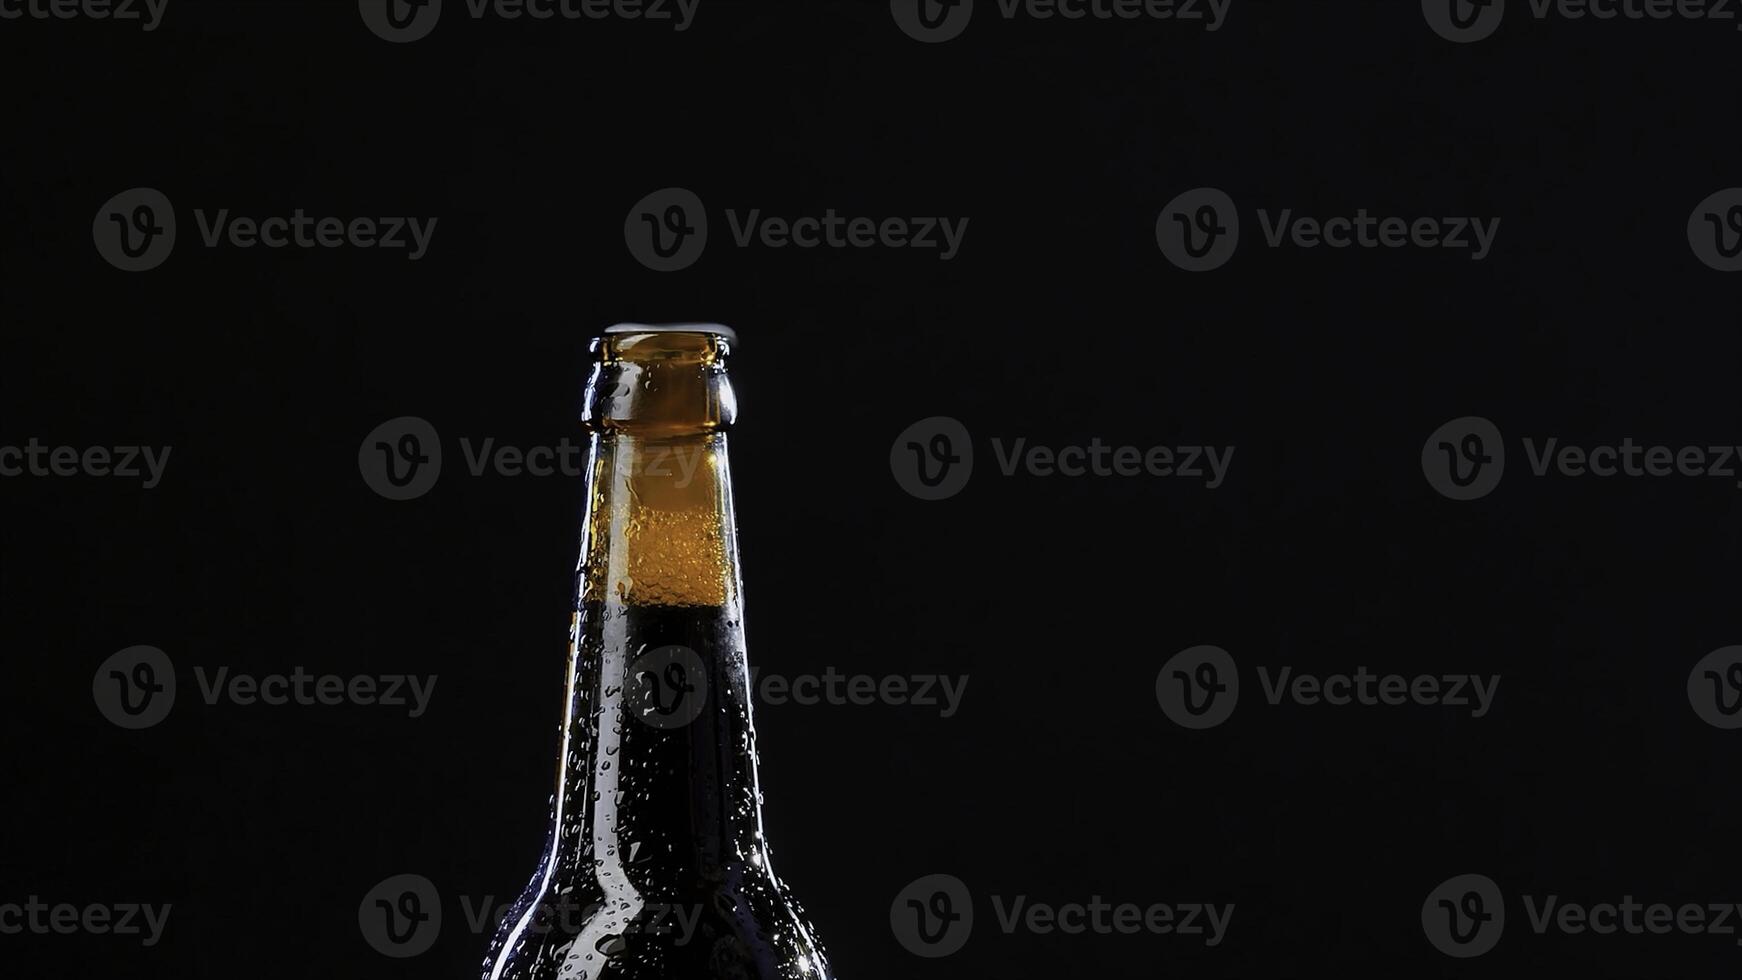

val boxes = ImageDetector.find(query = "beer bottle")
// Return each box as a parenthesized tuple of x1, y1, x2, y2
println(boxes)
(481, 325, 836, 980)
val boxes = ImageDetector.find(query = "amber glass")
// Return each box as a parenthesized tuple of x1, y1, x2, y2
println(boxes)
(480, 327, 834, 980)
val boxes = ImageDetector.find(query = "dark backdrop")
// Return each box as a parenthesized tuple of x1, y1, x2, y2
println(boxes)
(3, 0, 1740, 977)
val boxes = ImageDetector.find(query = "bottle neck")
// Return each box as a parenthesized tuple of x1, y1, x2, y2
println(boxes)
(549, 331, 769, 897)
(581, 329, 737, 435)
(577, 329, 741, 609)
(578, 430, 740, 610)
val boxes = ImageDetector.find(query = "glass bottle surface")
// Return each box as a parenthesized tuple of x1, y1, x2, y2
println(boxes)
(481, 326, 834, 980)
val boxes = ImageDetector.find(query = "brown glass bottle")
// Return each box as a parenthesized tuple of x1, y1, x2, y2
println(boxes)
(480, 325, 835, 980)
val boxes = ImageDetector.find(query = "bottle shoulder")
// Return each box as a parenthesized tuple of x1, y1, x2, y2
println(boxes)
(482, 868, 832, 980)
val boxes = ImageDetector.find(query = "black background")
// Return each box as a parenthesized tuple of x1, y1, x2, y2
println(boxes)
(3, 0, 1741, 976)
